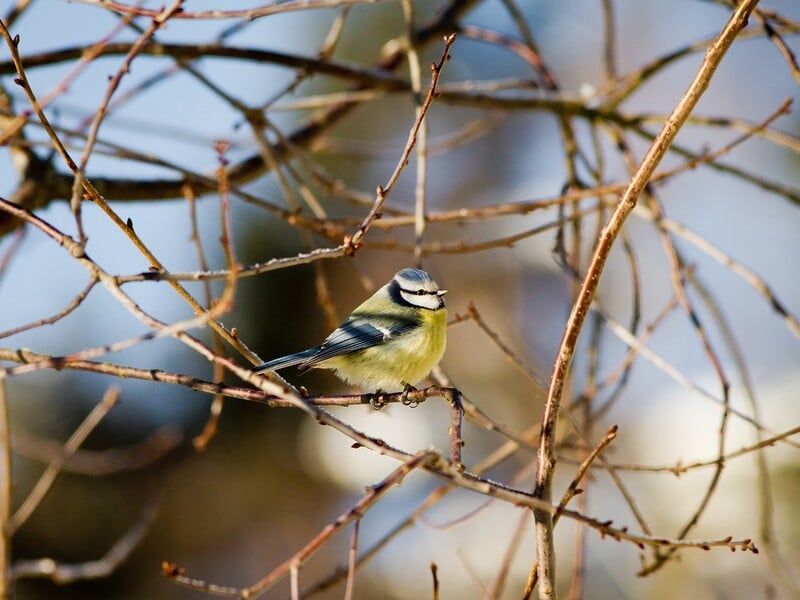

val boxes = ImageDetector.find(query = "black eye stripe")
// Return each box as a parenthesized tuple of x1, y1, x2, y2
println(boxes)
(400, 287, 433, 295)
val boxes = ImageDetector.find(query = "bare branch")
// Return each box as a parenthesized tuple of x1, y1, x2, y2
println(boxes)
(11, 493, 162, 583)
(533, 3, 761, 597)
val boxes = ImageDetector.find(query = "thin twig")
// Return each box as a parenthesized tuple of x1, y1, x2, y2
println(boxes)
(8, 386, 120, 534)
(0, 382, 11, 597)
(11, 426, 183, 476)
(523, 426, 619, 598)
(532, 4, 760, 597)
(0, 277, 98, 340)
(11, 492, 162, 583)
(400, 0, 430, 265)
(345, 34, 456, 255)
(343, 518, 359, 600)
(166, 451, 436, 597)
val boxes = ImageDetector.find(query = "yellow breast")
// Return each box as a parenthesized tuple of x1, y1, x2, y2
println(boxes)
(322, 307, 447, 391)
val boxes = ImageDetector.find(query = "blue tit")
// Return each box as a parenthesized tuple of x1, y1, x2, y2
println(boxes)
(254, 268, 447, 391)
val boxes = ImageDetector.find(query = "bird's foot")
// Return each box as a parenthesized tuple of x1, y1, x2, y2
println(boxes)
(400, 383, 419, 407)
(369, 391, 387, 410)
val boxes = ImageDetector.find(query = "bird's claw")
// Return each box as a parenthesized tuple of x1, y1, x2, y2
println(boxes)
(400, 383, 419, 407)
(369, 392, 387, 410)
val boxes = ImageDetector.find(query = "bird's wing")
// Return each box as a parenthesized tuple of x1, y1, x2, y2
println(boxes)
(253, 348, 318, 372)
(298, 316, 417, 369)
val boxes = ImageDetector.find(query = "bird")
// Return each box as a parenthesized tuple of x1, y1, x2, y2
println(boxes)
(254, 268, 447, 392)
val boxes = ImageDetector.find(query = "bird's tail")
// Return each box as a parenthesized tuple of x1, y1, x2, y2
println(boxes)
(253, 348, 318, 372)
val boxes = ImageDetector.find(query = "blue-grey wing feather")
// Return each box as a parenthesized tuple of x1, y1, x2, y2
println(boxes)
(299, 316, 419, 370)
(297, 319, 387, 369)
(254, 315, 419, 374)
(253, 348, 318, 372)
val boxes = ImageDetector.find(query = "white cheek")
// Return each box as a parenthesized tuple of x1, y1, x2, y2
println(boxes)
(401, 291, 440, 310)
(421, 297, 441, 310)
(399, 291, 416, 306)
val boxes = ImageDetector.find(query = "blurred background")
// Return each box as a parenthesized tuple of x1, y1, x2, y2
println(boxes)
(1, 0, 799, 598)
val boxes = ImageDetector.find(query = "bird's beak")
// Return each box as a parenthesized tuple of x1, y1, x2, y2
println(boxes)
(437, 290, 448, 296)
